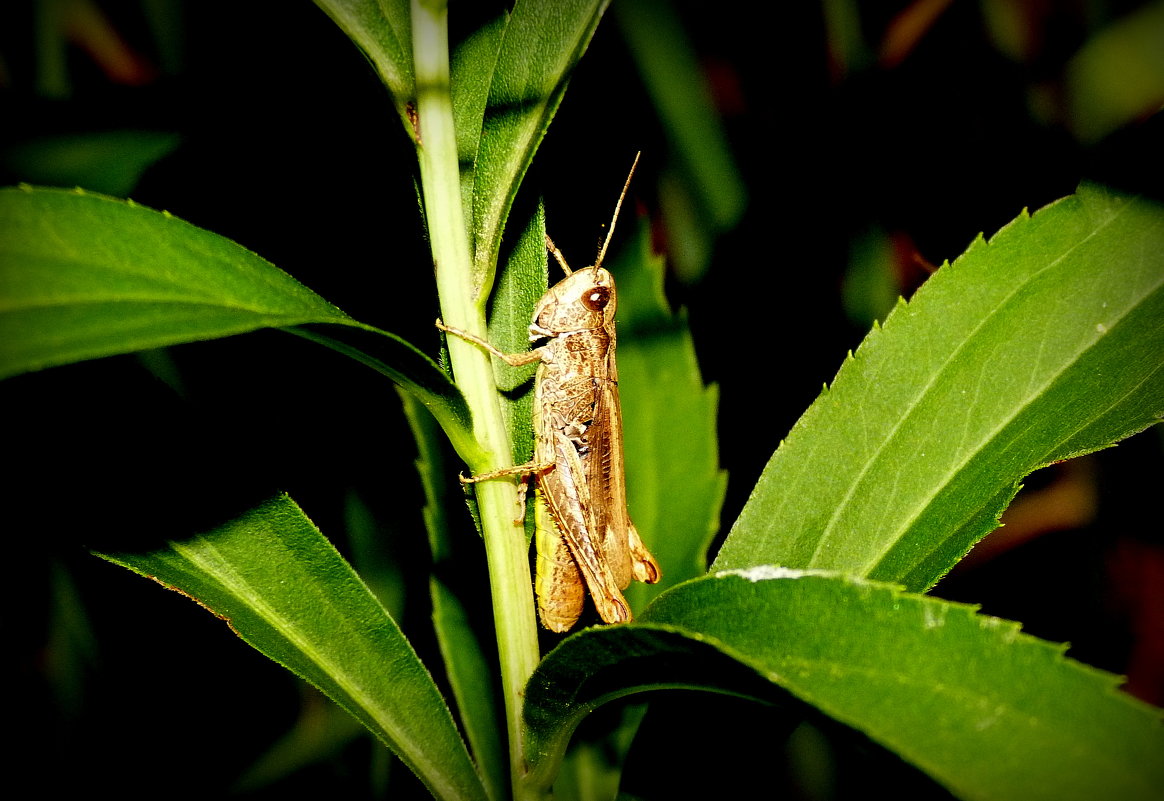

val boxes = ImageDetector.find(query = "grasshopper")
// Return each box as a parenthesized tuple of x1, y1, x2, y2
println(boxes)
(437, 154, 660, 631)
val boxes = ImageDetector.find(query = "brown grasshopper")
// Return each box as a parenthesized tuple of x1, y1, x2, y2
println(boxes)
(437, 154, 660, 631)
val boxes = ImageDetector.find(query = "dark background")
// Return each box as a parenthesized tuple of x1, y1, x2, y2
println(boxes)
(3, 1, 1161, 797)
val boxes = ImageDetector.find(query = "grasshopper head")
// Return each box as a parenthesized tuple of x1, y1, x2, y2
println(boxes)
(530, 266, 616, 338)
(531, 153, 638, 341)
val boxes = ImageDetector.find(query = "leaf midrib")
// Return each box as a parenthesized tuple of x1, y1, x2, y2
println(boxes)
(809, 204, 1132, 573)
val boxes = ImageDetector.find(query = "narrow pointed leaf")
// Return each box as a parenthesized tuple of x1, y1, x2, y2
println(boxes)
(615, 0, 746, 231)
(713, 184, 1164, 588)
(486, 204, 547, 471)
(470, 0, 610, 288)
(523, 571, 1164, 800)
(450, 13, 506, 223)
(95, 494, 488, 801)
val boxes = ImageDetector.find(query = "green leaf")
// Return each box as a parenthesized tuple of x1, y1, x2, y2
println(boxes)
(312, 0, 416, 135)
(487, 203, 547, 470)
(648, 571, 1164, 801)
(613, 221, 725, 607)
(2, 130, 181, 197)
(1065, 1, 1164, 143)
(614, 0, 746, 226)
(713, 184, 1164, 589)
(450, 13, 507, 224)
(614, 1, 746, 283)
(841, 225, 901, 328)
(522, 622, 776, 793)
(470, 0, 610, 288)
(0, 186, 476, 460)
(524, 571, 1164, 800)
(0, 186, 344, 373)
(95, 494, 489, 801)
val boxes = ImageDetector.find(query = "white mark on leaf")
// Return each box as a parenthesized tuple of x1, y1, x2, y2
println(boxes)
(719, 565, 830, 582)
(923, 603, 946, 629)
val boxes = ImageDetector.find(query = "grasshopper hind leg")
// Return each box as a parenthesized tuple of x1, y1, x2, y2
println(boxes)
(534, 494, 586, 633)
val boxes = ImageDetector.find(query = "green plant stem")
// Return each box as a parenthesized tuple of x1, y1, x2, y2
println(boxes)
(411, 2, 541, 797)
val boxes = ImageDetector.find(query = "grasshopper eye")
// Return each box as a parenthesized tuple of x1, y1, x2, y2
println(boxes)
(582, 286, 610, 311)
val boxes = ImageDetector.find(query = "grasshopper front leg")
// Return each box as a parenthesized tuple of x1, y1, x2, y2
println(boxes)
(435, 319, 543, 368)
(436, 319, 548, 521)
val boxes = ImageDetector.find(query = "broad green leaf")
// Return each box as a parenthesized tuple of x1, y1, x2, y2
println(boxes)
(95, 494, 488, 801)
(470, 0, 610, 289)
(647, 571, 1164, 801)
(714, 184, 1164, 589)
(0, 186, 347, 371)
(313, 0, 415, 135)
(524, 571, 1164, 800)
(0, 186, 476, 459)
(613, 222, 725, 607)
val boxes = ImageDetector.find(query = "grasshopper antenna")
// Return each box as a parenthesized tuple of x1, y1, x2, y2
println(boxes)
(593, 151, 641, 272)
